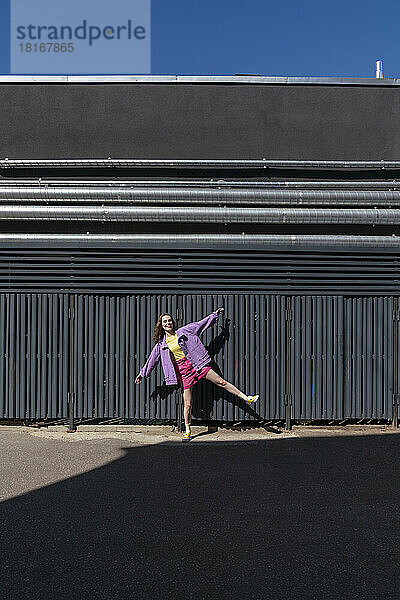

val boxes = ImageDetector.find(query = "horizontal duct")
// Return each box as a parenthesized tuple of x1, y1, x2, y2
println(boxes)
(2, 159, 400, 170)
(1, 233, 400, 251)
(2, 179, 400, 190)
(1, 205, 400, 224)
(1, 188, 400, 206)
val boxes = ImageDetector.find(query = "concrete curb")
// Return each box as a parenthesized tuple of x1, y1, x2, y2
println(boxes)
(0, 423, 398, 444)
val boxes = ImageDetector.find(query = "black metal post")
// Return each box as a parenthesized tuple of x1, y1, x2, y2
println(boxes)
(67, 294, 76, 433)
(176, 295, 184, 432)
(285, 296, 293, 431)
(393, 297, 399, 429)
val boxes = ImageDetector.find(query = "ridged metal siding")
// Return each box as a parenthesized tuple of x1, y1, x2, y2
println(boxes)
(290, 296, 394, 420)
(179, 295, 286, 422)
(0, 248, 400, 295)
(70, 294, 286, 421)
(0, 294, 69, 419)
(0, 292, 397, 421)
(72, 295, 178, 420)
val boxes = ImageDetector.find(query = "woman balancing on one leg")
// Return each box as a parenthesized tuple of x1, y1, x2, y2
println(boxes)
(135, 308, 259, 443)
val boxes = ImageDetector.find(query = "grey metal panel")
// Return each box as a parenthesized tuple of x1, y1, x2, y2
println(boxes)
(15, 295, 23, 418)
(278, 296, 287, 419)
(343, 297, 351, 419)
(341, 296, 393, 419)
(336, 299, 344, 419)
(237, 295, 245, 417)
(354, 298, 362, 418)
(127, 296, 135, 419)
(0, 293, 69, 419)
(40, 295, 46, 418)
(70, 293, 180, 419)
(383, 299, 393, 417)
(293, 296, 344, 420)
(118, 296, 125, 418)
(324, 297, 332, 419)
(293, 296, 301, 418)
(68, 293, 287, 420)
(291, 294, 390, 421)
(145, 295, 393, 420)
(225, 294, 235, 421)
(303, 297, 312, 419)
(395, 301, 400, 414)
(266, 295, 279, 419)
(179, 293, 274, 422)
(0, 291, 397, 422)
(1, 246, 400, 296)
(104, 296, 111, 418)
(3, 82, 400, 160)
(87, 296, 94, 416)
(0, 296, 4, 416)
(109, 297, 116, 418)
(75, 294, 84, 418)
(6, 295, 15, 418)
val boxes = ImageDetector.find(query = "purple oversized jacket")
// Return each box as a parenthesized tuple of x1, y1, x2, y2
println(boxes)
(139, 311, 220, 385)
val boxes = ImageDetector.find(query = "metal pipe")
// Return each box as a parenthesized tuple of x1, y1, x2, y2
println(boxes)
(2, 188, 400, 206)
(2, 205, 400, 223)
(2, 159, 400, 170)
(0, 74, 399, 85)
(376, 60, 383, 79)
(3, 179, 400, 189)
(1, 233, 400, 251)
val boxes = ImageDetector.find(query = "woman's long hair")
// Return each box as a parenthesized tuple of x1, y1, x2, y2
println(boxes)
(153, 313, 176, 343)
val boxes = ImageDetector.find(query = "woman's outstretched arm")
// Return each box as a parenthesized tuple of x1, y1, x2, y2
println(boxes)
(135, 343, 161, 383)
(184, 307, 224, 336)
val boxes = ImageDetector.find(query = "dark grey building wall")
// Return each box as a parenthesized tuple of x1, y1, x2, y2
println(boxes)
(1, 83, 400, 160)
(1, 293, 396, 421)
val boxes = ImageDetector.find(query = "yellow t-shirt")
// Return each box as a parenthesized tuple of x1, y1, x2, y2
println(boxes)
(165, 334, 185, 361)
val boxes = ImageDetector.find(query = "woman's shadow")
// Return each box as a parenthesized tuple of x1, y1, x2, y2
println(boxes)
(191, 318, 264, 423)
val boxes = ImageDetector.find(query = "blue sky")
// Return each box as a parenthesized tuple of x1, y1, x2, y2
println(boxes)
(1, 0, 399, 77)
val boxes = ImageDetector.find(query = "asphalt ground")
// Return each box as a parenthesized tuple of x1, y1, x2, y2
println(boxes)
(1, 424, 400, 600)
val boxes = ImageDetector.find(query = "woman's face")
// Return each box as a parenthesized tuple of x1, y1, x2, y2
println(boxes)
(161, 314, 175, 334)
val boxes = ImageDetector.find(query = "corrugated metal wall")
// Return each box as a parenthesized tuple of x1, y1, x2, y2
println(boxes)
(0, 247, 399, 294)
(290, 296, 394, 420)
(0, 292, 397, 421)
(0, 294, 69, 419)
(70, 294, 286, 422)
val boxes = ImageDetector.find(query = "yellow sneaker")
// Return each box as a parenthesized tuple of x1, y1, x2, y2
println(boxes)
(182, 431, 191, 442)
(246, 395, 259, 405)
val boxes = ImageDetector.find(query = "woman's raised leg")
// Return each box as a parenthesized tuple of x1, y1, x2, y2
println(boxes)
(205, 368, 248, 399)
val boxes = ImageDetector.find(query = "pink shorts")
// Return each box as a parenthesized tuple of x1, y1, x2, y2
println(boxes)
(174, 356, 211, 390)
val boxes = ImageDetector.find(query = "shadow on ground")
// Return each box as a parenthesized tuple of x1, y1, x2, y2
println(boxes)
(1, 433, 400, 599)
